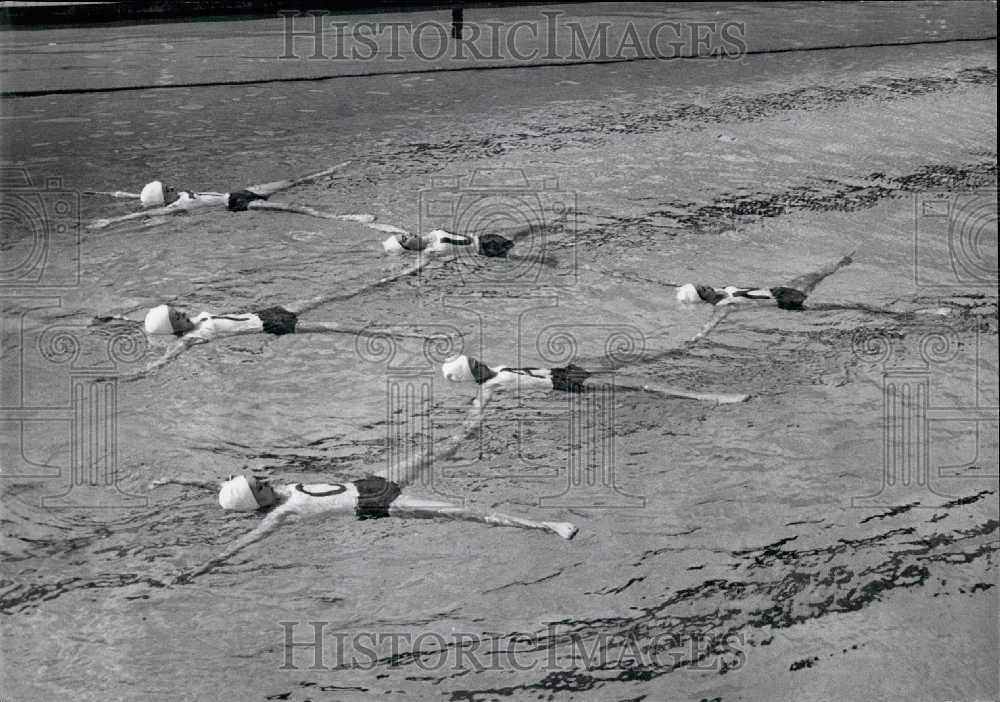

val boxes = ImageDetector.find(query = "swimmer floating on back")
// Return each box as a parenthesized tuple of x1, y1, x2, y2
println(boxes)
(377, 217, 573, 265)
(381, 228, 516, 258)
(101, 258, 435, 380)
(155, 391, 577, 583)
(672, 252, 857, 348)
(441, 354, 749, 404)
(675, 252, 855, 310)
(86, 162, 374, 230)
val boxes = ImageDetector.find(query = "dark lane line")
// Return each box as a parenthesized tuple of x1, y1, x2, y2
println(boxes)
(1, 34, 995, 99)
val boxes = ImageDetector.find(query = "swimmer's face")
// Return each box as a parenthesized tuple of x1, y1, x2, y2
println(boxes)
(162, 185, 180, 206)
(398, 233, 427, 251)
(167, 306, 195, 334)
(246, 476, 278, 508)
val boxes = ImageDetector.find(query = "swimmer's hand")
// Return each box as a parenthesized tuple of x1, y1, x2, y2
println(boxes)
(87, 218, 113, 231)
(543, 522, 579, 540)
(150, 477, 221, 491)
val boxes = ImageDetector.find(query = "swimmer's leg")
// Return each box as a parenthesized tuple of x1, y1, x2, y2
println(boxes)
(293, 322, 435, 342)
(245, 200, 375, 224)
(244, 161, 351, 197)
(609, 376, 749, 404)
(285, 258, 433, 314)
(389, 495, 578, 539)
(783, 251, 855, 295)
(373, 387, 495, 489)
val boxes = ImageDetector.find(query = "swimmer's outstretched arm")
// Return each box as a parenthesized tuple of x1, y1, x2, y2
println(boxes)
(243, 200, 375, 224)
(603, 374, 749, 404)
(244, 162, 351, 197)
(284, 258, 434, 315)
(388, 495, 577, 539)
(687, 307, 733, 346)
(83, 190, 142, 199)
(114, 337, 204, 382)
(175, 506, 296, 584)
(87, 205, 189, 231)
(150, 477, 219, 490)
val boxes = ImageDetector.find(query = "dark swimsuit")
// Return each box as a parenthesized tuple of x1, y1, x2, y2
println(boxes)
(353, 477, 402, 520)
(471, 361, 590, 393)
(200, 306, 298, 336)
(293, 477, 402, 520)
(770, 287, 807, 310)
(227, 190, 269, 212)
(477, 234, 515, 258)
(695, 284, 807, 310)
(549, 365, 591, 392)
(400, 233, 514, 257)
(255, 306, 298, 335)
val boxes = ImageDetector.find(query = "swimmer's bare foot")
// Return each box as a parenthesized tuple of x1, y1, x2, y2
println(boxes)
(544, 521, 579, 540)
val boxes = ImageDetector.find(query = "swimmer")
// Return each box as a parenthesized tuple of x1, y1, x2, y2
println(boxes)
(441, 354, 749, 404)
(86, 162, 374, 230)
(102, 258, 434, 380)
(675, 252, 855, 310)
(381, 229, 516, 258)
(158, 391, 577, 582)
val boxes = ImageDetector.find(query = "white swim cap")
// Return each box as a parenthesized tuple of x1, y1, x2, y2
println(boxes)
(218, 475, 260, 512)
(144, 304, 175, 335)
(676, 283, 701, 304)
(442, 354, 475, 382)
(140, 181, 166, 207)
(382, 234, 406, 253)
